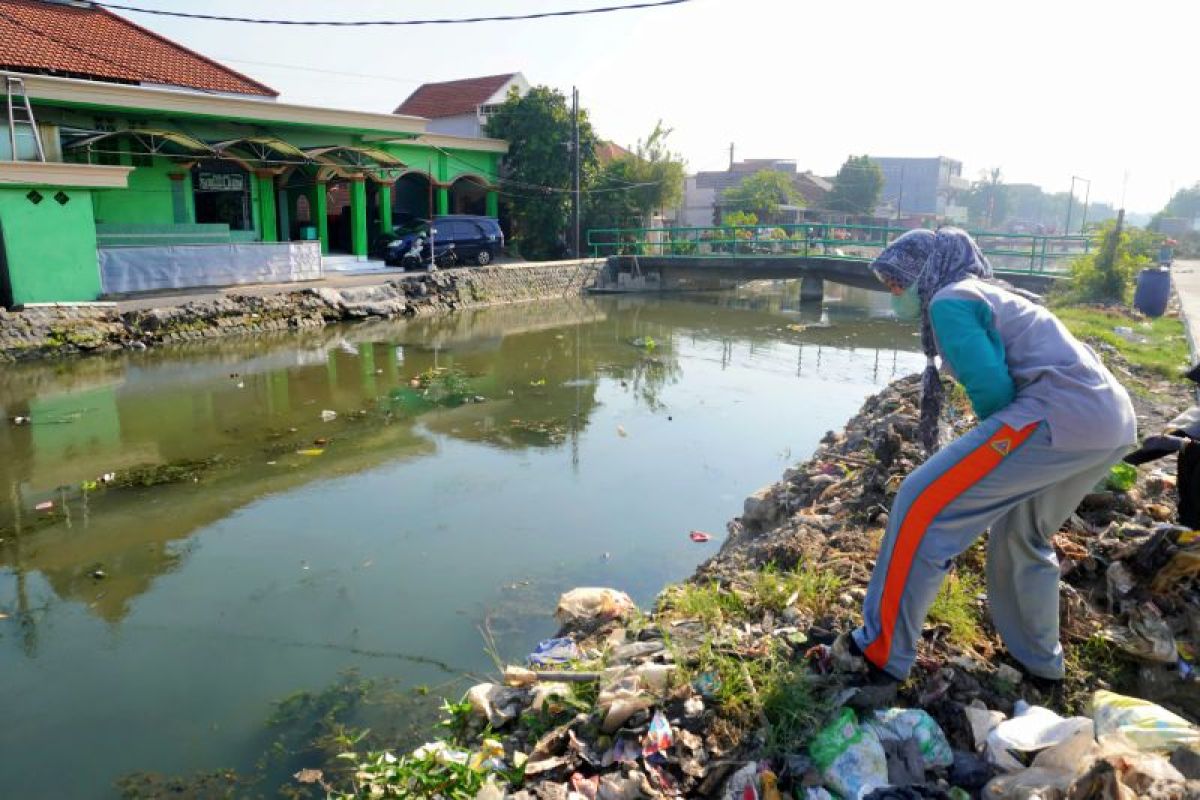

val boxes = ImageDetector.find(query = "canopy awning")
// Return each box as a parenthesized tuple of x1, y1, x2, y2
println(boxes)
(304, 145, 405, 168)
(212, 136, 309, 164)
(64, 127, 214, 155)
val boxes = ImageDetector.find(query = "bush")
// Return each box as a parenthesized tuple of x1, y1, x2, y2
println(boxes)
(1063, 219, 1157, 303)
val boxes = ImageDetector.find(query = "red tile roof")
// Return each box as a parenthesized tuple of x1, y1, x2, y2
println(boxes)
(0, 0, 276, 97)
(597, 141, 633, 164)
(394, 73, 516, 118)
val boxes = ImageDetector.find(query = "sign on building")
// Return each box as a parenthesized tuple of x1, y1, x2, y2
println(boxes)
(197, 171, 245, 192)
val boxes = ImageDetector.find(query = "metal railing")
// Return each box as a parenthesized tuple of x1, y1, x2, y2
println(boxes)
(587, 223, 1092, 275)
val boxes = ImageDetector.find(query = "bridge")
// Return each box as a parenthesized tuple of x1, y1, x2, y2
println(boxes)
(586, 224, 1090, 298)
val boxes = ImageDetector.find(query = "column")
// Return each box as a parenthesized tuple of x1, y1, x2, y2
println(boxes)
(436, 185, 450, 216)
(313, 180, 329, 256)
(800, 275, 824, 303)
(486, 189, 499, 219)
(167, 172, 188, 224)
(377, 182, 394, 234)
(255, 171, 278, 242)
(436, 152, 450, 216)
(349, 176, 368, 260)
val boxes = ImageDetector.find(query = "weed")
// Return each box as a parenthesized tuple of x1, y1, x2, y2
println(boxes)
(439, 697, 475, 744)
(750, 562, 845, 618)
(659, 581, 747, 626)
(928, 570, 985, 648)
(329, 747, 498, 800)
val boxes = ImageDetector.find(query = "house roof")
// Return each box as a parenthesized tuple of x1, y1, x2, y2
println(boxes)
(596, 140, 633, 164)
(0, 0, 277, 97)
(394, 73, 517, 118)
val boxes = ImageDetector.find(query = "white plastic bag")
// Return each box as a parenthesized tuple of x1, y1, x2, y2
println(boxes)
(985, 701, 1094, 773)
(809, 708, 888, 800)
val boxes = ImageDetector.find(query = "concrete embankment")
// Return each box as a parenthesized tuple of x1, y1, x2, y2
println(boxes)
(0, 261, 599, 362)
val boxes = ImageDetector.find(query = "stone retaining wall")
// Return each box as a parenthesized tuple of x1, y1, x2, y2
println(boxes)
(0, 262, 599, 362)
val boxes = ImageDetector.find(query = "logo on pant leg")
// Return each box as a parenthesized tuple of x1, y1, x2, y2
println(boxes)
(991, 438, 1012, 456)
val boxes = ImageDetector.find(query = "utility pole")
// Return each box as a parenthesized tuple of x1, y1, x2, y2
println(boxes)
(1064, 175, 1090, 235)
(729, 142, 735, 171)
(571, 86, 580, 259)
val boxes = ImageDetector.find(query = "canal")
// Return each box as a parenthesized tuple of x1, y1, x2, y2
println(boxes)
(0, 284, 923, 796)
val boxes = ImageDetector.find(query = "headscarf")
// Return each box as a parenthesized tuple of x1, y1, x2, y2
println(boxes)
(870, 227, 993, 452)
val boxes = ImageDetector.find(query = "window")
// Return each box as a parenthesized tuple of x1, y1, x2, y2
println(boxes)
(192, 162, 252, 231)
(478, 103, 503, 119)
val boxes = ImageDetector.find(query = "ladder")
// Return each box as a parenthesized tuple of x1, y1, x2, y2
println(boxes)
(6, 76, 46, 162)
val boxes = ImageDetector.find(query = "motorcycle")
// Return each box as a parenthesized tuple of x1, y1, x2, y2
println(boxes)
(399, 235, 458, 271)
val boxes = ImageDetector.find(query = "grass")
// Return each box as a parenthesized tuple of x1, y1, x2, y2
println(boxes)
(1062, 632, 1140, 714)
(1052, 305, 1190, 381)
(659, 580, 748, 626)
(928, 569, 986, 648)
(750, 562, 845, 618)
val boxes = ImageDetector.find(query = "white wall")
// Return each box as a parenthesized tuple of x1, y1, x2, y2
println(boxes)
(426, 114, 483, 138)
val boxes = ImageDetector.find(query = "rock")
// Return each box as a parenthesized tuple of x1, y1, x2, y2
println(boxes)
(744, 485, 785, 530)
(996, 664, 1023, 685)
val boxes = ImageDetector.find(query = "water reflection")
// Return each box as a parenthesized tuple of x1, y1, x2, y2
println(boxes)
(0, 286, 923, 797)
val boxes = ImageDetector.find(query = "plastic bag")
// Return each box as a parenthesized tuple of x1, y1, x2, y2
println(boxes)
(867, 707, 954, 768)
(985, 701, 1094, 773)
(528, 637, 581, 666)
(1091, 690, 1200, 751)
(810, 708, 889, 800)
(555, 588, 636, 628)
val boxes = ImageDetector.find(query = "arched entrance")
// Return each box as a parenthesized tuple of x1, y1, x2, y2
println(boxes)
(324, 179, 354, 254)
(392, 171, 434, 225)
(449, 176, 488, 215)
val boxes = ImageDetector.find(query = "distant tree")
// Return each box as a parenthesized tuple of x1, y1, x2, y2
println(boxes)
(828, 155, 883, 215)
(485, 86, 599, 260)
(1159, 182, 1200, 222)
(720, 170, 801, 223)
(966, 168, 1010, 228)
(586, 122, 686, 230)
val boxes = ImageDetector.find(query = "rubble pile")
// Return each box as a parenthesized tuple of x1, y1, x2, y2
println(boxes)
(330, 375, 1200, 799)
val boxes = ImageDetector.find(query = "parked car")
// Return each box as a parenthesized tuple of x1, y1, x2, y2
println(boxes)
(383, 215, 503, 267)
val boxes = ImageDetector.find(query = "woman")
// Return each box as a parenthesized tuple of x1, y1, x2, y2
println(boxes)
(839, 227, 1136, 685)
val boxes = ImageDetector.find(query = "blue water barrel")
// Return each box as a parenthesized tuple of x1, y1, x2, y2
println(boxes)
(1134, 268, 1171, 318)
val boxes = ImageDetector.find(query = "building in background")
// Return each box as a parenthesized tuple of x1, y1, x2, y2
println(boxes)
(0, 0, 507, 307)
(394, 73, 530, 139)
(676, 159, 831, 226)
(871, 156, 969, 223)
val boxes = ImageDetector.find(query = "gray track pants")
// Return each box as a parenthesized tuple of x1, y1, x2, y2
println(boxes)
(852, 417, 1129, 680)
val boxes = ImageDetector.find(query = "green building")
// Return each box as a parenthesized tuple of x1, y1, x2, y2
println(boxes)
(0, 0, 506, 307)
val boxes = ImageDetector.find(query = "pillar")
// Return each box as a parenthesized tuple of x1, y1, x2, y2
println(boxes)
(313, 180, 329, 256)
(800, 274, 824, 303)
(255, 171, 278, 242)
(167, 172, 188, 224)
(486, 189, 499, 219)
(436, 185, 450, 216)
(349, 176, 368, 259)
(378, 182, 394, 234)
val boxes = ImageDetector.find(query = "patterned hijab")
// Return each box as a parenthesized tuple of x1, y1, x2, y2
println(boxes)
(871, 227, 993, 452)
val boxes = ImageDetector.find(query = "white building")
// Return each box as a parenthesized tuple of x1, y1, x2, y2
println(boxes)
(394, 73, 530, 139)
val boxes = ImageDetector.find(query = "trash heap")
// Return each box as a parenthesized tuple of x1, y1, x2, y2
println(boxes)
(359, 375, 1200, 799)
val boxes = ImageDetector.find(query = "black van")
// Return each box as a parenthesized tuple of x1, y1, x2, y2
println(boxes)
(382, 215, 504, 267)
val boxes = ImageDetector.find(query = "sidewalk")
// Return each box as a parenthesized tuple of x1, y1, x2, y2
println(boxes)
(1172, 258, 1200, 356)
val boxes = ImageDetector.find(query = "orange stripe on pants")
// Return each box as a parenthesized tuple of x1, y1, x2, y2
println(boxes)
(864, 422, 1038, 671)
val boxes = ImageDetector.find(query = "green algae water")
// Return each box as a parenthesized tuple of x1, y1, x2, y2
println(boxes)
(0, 285, 922, 796)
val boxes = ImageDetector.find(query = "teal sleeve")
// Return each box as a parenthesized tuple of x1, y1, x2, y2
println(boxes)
(929, 298, 1015, 419)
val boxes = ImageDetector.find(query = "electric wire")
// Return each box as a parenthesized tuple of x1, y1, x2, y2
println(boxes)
(94, 0, 693, 26)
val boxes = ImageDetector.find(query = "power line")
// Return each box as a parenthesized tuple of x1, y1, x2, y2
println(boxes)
(94, 0, 693, 26)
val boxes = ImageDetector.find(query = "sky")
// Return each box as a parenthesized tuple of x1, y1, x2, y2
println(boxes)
(109, 0, 1200, 214)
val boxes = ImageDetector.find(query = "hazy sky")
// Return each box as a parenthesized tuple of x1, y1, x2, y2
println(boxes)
(112, 0, 1199, 213)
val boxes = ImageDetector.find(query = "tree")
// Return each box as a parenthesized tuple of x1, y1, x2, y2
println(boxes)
(966, 168, 1009, 228)
(585, 122, 686, 230)
(720, 170, 801, 223)
(828, 155, 883, 215)
(485, 86, 599, 260)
